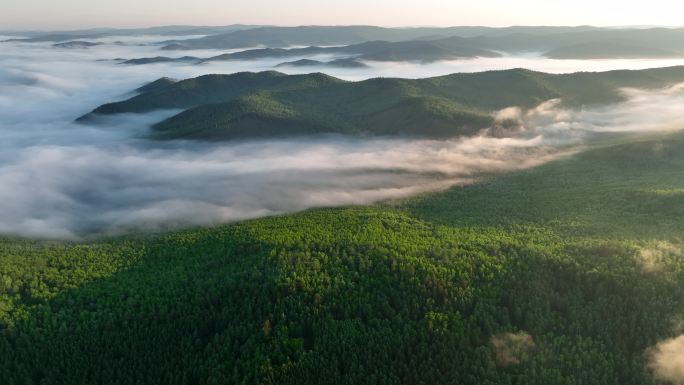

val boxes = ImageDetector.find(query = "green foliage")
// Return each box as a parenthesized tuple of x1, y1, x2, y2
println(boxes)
(2, 132, 684, 384)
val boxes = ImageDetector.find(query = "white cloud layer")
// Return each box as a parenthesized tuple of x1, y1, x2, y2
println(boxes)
(1, 37, 684, 238)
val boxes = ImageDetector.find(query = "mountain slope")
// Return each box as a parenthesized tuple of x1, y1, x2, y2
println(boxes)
(134, 77, 177, 93)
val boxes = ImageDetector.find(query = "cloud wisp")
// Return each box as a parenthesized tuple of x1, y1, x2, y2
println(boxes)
(648, 335, 684, 385)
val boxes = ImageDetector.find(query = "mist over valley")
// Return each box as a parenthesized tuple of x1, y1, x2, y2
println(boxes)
(3, 32, 684, 238)
(3, 18, 684, 385)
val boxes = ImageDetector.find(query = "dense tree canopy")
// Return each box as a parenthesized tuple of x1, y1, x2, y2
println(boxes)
(2, 132, 684, 384)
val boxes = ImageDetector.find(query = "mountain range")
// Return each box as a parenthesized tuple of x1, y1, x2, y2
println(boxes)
(9, 25, 684, 61)
(157, 25, 603, 50)
(79, 66, 684, 140)
(157, 26, 684, 60)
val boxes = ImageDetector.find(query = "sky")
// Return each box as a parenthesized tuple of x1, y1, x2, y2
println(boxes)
(1, 0, 683, 30)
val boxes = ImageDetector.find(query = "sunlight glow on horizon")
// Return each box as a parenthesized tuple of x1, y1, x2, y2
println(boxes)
(1, 0, 683, 30)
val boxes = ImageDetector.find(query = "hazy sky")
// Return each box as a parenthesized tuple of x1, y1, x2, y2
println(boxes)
(1, 0, 683, 30)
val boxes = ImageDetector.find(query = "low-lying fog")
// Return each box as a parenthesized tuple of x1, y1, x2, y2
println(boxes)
(2, 35, 684, 238)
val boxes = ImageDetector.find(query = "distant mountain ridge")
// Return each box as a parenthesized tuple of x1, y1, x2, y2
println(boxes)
(7, 25, 684, 61)
(121, 56, 201, 65)
(275, 58, 369, 68)
(201, 38, 502, 63)
(158, 25, 604, 50)
(157, 26, 684, 60)
(52, 41, 102, 48)
(110, 27, 684, 67)
(0, 24, 264, 42)
(544, 43, 681, 59)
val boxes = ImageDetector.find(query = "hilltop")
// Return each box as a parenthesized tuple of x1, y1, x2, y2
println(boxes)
(52, 41, 102, 49)
(121, 56, 201, 65)
(275, 58, 369, 68)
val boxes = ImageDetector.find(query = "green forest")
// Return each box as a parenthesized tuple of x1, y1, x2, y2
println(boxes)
(2, 128, 684, 384)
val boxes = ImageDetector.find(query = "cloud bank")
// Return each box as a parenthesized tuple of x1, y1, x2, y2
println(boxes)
(1, 36, 684, 238)
(0, 135, 566, 238)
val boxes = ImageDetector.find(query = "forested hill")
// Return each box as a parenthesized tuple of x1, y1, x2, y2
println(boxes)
(3, 129, 684, 384)
(79, 66, 684, 140)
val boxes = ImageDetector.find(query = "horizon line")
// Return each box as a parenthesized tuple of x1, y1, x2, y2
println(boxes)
(3, 23, 683, 33)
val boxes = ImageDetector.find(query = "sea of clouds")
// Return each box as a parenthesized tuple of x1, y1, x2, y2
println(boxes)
(1, 35, 684, 239)
(3, 33, 684, 383)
